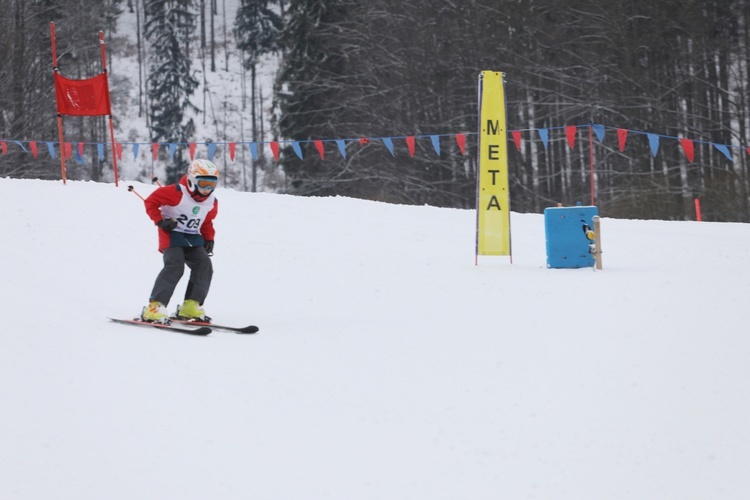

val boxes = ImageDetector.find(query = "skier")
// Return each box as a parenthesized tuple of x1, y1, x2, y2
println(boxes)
(141, 159, 219, 323)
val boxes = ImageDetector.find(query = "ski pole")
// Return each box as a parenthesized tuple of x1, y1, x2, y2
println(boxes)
(128, 185, 145, 201)
(152, 176, 162, 187)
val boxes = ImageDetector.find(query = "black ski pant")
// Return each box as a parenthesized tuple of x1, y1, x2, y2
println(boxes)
(149, 246, 213, 306)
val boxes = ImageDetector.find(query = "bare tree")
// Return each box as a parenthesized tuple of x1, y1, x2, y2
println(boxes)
(275, 0, 750, 220)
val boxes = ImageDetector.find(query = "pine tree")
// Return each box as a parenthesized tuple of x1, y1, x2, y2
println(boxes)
(144, 0, 199, 182)
(274, 0, 349, 192)
(234, 0, 282, 189)
(234, 0, 281, 64)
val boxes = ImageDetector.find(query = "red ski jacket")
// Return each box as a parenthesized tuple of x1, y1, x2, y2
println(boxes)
(144, 175, 218, 252)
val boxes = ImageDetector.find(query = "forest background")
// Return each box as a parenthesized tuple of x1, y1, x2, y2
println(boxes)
(1, 0, 749, 222)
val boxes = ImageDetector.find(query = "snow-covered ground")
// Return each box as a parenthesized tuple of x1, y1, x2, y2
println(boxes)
(2, 177, 750, 499)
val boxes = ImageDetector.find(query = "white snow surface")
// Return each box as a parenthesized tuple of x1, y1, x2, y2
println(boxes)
(2, 177, 750, 499)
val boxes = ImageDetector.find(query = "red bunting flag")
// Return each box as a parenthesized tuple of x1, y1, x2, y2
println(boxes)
(565, 125, 577, 149)
(53, 73, 112, 116)
(679, 138, 695, 163)
(314, 140, 325, 160)
(617, 128, 628, 152)
(455, 133, 466, 155)
(358, 138, 370, 145)
(17, 124, 741, 171)
(405, 136, 416, 157)
(511, 130, 521, 151)
(0, 141, 6, 155)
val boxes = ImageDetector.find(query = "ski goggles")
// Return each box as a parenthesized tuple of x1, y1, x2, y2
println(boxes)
(196, 176, 218, 190)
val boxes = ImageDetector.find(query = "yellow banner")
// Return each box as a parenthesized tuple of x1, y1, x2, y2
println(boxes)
(476, 71, 511, 256)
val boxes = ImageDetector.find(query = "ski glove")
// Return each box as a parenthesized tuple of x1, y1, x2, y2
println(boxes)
(204, 240, 214, 256)
(157, 218, 177, 232)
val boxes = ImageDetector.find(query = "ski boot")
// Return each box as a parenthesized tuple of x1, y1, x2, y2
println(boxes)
(175, 299, 210, 322)
(141, 300, 170, 324)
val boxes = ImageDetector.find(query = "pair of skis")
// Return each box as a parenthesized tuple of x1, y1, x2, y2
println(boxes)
(109, 317, 259, 336)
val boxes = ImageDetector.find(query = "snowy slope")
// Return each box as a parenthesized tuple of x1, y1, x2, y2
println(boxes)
(2, 177, 750, 499)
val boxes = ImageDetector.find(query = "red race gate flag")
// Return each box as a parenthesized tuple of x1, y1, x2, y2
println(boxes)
(53, 73, 111, 116)
(51, 22, 119, 186)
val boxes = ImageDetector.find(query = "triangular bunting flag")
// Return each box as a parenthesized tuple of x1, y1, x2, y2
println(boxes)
(538, 128, 549, 149)
(455, 134, 466, 155)
(292, 141, 303, 159)
(713, 143, 733, 161)
(592, 124, 605, 142)
(75, 143, 84, 163)
(647, 133, 660, 157)
(314, 140, 325, 160)
(13, 124, 739, 172)
(0, 141, 6, 154)
(617, 128, 628, 152)
(382, 137, 395, 156)
(565, 125, 577, 149)
(679, 138, 695, 163)
(405, 136, 416, 157)
(430, 135, 440, 156)
(511, 130, 521, 151)
(336, 139, 347, 159)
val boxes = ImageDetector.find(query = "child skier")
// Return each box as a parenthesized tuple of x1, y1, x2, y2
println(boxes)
(141, 159, 219, 323)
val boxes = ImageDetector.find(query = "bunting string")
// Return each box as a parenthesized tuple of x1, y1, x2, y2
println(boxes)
(0, 123, 747, 164)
